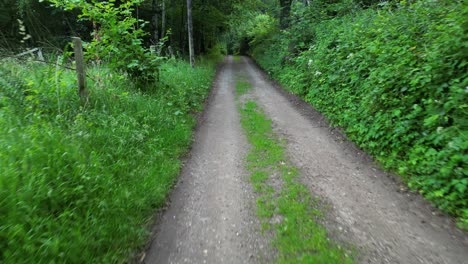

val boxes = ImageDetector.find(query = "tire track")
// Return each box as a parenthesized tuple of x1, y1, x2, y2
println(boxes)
(144, 57, 269, 264)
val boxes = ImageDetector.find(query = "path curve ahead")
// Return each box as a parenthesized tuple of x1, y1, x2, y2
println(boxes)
(145, 56, 468, 264)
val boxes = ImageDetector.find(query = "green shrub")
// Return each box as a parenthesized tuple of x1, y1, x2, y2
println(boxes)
(49, 0, 163, 84)
(0, 58, 215, 263)
(251, 0, 468, 226)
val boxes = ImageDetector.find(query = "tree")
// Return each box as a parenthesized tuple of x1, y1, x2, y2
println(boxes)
(279, 0, 292, 29)
(152, 0, 159, 43)
(161, 0, 166, 39)
(187, 0, 195, 67)
(2, 0, 241, 60)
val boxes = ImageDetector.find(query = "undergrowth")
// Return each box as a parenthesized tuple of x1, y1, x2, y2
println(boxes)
(249, 0, 468, 227)
(237, 80, 353, 263)
(0, 58, 215, 263)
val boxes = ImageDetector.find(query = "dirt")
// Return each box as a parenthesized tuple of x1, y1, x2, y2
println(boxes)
(144, 56, 468, 264)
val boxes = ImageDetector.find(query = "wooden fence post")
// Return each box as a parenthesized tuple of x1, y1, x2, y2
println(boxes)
(72, 37, 88, 102)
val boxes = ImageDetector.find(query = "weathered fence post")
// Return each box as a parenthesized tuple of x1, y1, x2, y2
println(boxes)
(72, 37, 88, 102)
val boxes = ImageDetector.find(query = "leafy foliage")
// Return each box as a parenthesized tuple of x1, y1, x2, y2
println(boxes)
(245, 0, 468, 226)
(49, 0, 163, 84)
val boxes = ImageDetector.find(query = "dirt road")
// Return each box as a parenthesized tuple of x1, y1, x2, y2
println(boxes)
(144, 57, 269, 264)
(145, 56, 468, 264)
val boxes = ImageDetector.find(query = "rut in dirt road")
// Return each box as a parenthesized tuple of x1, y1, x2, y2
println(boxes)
(144, 57, 269, 264)
(239, 56, 468, 264)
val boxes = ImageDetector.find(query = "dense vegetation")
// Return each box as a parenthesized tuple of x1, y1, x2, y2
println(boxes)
(0, 57, 216, 262)
(1, 0, 228, 262)
(230, 0, 467, 227)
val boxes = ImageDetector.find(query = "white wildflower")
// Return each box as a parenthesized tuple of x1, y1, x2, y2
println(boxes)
(17, 19, 25, 33)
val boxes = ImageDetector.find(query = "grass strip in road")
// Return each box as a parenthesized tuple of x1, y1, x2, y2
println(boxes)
(238, 88, 354, 263)
(232, 55, 242, 62)
(235, 77, 252, 97)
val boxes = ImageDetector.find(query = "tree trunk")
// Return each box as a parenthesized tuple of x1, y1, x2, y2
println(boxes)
(187, 0, 195, 68)
(161, 0, 166, 38)
(279, 0, 292, 29)
(180, 1, 185, 52)
(152, 0, 159, 43)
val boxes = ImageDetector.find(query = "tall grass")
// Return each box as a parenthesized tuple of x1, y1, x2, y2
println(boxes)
(0, 57, 215, 263)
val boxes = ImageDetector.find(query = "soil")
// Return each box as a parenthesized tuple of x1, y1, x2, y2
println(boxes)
(144, 56, 468, 264)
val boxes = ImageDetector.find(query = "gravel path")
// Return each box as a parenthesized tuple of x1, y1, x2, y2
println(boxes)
(145, 56, 468, 264)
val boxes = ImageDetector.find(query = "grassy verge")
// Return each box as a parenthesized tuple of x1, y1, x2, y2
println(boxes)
(237, 81, 353, 263)
(0, 58, 215, 263)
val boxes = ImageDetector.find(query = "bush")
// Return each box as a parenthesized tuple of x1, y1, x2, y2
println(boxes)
(251, 0, 468, 226)
(50, 0, 163, 84)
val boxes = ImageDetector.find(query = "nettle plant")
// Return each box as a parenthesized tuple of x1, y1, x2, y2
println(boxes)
(49, 0, 162, 85)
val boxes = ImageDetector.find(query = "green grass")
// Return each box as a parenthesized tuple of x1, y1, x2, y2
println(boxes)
(238, 82, 353, 263)
(232, 55, 242, 62)
(0, 58, 215, 263)
(235, 76, 252, 97)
